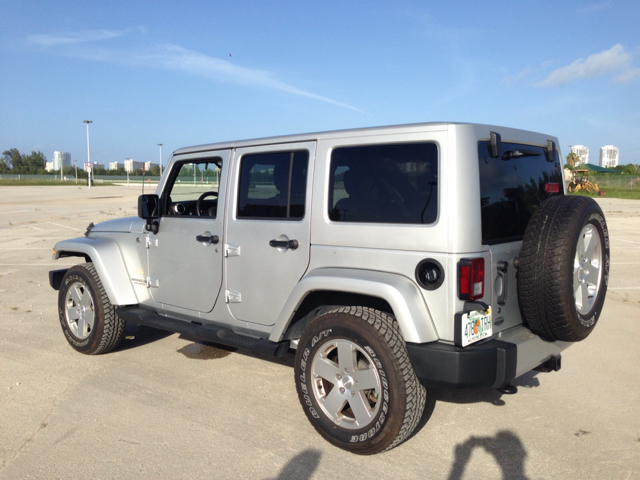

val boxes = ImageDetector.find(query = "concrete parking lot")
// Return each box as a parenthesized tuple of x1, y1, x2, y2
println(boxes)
(1, 185, 639, 479)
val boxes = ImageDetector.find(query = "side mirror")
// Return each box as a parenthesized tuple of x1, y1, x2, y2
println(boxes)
(138, 194, 160, 234)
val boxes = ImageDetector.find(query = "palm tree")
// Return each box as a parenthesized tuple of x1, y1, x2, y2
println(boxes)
(565, 152, 580, 169)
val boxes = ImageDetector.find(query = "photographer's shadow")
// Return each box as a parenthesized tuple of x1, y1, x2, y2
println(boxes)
(447, 430, 528, 480)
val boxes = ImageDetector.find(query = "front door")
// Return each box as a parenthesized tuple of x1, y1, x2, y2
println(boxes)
(147, 150, 229, 313)
(225, 142, 315, 325)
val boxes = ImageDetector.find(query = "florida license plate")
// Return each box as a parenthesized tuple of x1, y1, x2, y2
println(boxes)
(461, 309, 492, 347)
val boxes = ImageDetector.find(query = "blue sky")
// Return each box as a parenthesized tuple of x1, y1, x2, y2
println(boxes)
(1, 0, 639, 169)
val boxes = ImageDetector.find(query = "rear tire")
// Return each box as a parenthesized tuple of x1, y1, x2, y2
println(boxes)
(518, 196, 609, 341)
(294, 306, 426, 454)
(58, 263, 126, 354)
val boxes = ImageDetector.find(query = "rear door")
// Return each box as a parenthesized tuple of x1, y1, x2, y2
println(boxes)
(225, 142, 315, 325)
(478, 140, 563, 332)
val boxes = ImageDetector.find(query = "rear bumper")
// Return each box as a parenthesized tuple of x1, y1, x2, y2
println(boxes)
(406, 325, 571, 389)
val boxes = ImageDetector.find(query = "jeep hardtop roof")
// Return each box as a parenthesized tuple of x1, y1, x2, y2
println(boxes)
(172, 121, 557, 157)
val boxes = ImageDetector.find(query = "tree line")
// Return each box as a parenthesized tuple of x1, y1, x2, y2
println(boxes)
(1, 148, 161, 177)
(1, 149, 48, 174)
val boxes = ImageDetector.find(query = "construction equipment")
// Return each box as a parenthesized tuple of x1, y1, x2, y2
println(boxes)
(568, 169, 600, 193)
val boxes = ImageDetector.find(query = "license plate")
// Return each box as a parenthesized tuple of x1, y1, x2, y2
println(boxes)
(461, 308, 492, 347)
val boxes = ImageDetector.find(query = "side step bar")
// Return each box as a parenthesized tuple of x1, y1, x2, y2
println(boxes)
(115, 307, 290, 358)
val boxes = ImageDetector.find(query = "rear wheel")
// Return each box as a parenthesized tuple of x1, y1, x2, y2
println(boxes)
(58, 263, 126, 354)
(294, 306, 425, 454)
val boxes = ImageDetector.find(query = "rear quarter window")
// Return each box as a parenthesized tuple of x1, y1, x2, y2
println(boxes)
(329, 142, 438, 224)
(478, 141, 562, 244)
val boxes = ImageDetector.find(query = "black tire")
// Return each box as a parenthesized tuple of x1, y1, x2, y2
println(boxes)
(58, 263, 126, 354)
(294, 306, 426, 455)
(518, 195, 609, 342)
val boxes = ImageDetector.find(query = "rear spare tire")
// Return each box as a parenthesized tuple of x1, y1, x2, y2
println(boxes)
(518, 195, 609, 342)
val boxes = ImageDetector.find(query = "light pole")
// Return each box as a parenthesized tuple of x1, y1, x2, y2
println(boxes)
(157, 143, 163, 176)
(74, 159, 77, 184)
(126, 158, 130, 186)
(83, 120, 93, 189)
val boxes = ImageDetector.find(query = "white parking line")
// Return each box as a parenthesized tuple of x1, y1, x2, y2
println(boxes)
(23, 225, 43, 230)
(0, 263, 66, 266)
(611, 237, 640, 246)
(0, 210, 33, 214)
(47, 222, 81, 231)
(609, 287, 640, 290)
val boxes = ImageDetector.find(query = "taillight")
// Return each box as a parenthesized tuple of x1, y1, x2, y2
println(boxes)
(459, 258, 485, 301)
(544, 182, 560, 193)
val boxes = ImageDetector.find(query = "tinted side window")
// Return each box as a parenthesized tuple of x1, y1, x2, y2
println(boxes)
(237, 151, 308, 219)
(479, 141, 562, 244)
(329, 143, 438, 224)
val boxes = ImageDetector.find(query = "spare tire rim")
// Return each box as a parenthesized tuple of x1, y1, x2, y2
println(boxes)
(64, 281, 96, 339)
(310, 338, 381, 430)
(573, 224, 603, 315)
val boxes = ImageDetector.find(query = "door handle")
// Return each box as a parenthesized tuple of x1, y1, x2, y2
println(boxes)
(269, 239, 299, 250)
(496, 261, 508, 305)
(196, 234, 219, 244)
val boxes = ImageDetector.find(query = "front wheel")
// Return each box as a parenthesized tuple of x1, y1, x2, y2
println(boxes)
(58, 263, 126, 354)
(294, 307, 425, 455)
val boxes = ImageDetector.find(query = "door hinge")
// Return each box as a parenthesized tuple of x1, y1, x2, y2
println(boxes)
(225, 244, 241, 257)
(225, 289, 241, 303)
(147, 276, 160, 288)
(146, 236, 159, 249)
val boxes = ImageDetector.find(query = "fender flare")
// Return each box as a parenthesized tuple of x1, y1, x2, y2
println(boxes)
(269, 268, 439, 344)
(53, 237, 138, 306)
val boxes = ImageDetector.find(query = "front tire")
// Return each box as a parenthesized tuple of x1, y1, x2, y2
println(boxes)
(294, 307, 425, 455)
(58, 263, 126, 354)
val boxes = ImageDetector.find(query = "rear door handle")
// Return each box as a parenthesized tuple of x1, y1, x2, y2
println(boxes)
(269, 239, 299, 250)
(196, 234, 219, 244)
(497, 261, 508, 305)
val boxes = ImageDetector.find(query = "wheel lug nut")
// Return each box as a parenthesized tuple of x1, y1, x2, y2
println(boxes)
(336, 374, 342, 380)
(339, 387, 345, 394)
(350, 390, 355, 396)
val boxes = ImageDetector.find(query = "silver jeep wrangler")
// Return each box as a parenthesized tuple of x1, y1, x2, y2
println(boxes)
(50, 122, 609, 454)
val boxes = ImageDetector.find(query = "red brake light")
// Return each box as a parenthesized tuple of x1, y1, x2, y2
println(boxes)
(459, 258, 485, 301)
(544, 182, 560, 193)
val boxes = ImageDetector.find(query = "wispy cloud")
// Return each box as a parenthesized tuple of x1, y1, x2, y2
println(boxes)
(538, 44, 631, 87)
(27, 29, 125, 46)
(576, 0, 612, 14)
(500, 61, 552, 87)
(27, 29, 360, 111)
(615, 67, 640, 83)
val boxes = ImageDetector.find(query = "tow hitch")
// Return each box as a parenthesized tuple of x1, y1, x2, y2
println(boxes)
(534, 355, 562, 373)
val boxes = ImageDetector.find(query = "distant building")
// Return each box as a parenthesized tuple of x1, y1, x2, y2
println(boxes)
(144, 162, 158, 172)
(52, 151, 71, 170)
(124, 159, 144, 172)
(599, 145, 619, 168)
(570, 145, 589, 166)
(45, 162, 55, 172)
(109, 162, 124, 171)
(84, 162, 105, 171)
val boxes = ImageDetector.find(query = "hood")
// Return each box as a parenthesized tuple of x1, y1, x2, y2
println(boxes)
(89, 216, 145, 234)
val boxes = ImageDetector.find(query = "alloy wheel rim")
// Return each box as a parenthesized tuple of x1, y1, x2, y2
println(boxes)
(573, 224, 603, 315)
(310, 338, 382, 430)
(64, 282, 96, 339)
